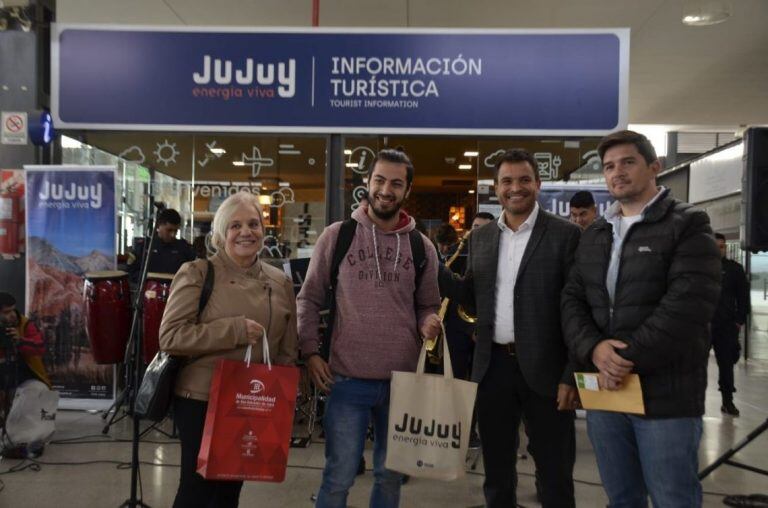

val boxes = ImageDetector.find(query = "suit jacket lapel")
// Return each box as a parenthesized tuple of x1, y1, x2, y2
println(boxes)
(485, 222, 501, 285)
(517, 211, 548, 279)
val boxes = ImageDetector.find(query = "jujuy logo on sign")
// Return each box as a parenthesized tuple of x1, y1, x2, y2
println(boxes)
(37, 181, 103, 209)
(192, 55, 297, 101)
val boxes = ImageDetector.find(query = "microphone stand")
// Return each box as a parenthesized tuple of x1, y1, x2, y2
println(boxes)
(120, 204, 163, 508)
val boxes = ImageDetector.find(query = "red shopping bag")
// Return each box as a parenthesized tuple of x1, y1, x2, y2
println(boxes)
(197, 341, 299, 482)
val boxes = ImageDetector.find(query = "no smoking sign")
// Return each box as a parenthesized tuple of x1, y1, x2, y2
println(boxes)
(1, 111, 28, 145)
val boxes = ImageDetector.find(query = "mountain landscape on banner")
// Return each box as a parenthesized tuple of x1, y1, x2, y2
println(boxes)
(28, 236, 113, 394)
(28, 236, 112, 275)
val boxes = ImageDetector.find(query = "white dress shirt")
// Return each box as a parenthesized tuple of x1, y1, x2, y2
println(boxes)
(493, 203, 540, 344)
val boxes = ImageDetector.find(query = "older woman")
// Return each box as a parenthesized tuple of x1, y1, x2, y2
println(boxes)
(159, 191, 298, 508)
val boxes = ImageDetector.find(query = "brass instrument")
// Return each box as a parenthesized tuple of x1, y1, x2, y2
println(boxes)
(425, 230, 475, 364)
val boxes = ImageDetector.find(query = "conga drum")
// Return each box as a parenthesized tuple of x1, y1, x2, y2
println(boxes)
(83, 271, 131, 364)
(142, 272, 174, 362)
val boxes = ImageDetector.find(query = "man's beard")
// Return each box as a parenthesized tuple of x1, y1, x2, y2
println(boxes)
(366, 190, 403, 221)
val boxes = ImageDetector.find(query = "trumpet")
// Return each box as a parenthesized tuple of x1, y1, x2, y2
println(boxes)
(425, 230, 474, 364)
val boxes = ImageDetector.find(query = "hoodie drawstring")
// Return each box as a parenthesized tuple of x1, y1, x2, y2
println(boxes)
(372, 224, 383, 281)
(371, 225, 402, 280)
(394, 233, 401, 274)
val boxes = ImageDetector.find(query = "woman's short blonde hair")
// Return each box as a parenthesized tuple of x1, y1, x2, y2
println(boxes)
(209, 191, 264, 254)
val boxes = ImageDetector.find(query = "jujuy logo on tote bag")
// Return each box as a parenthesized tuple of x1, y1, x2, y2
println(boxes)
(392, 412, 462, 450)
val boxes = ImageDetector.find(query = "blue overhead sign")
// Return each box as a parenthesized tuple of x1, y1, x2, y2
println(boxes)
(52, 26, 629, 135)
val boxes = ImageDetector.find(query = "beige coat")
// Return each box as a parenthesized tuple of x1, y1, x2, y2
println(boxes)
(159, 251, 298, 401)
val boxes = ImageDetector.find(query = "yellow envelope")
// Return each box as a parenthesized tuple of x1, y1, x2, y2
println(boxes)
(574, 372, 646, 415)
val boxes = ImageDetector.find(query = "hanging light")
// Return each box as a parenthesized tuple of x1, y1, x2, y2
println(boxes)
(682, 0, 732, 26)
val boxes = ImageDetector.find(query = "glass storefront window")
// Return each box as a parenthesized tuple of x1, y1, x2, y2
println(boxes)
(341, 136, 600, 241)
(75, 132, 328, 261)
(749, 252, 768, 359)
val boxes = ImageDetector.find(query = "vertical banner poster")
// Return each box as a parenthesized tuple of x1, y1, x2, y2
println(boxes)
(25, 166, 117, 409)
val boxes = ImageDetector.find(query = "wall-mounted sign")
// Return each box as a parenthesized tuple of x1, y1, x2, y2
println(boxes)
(688, 143, 743, 204)
(1, 111, 28, 145)
(52, 26, 629, 135)
(28, 110, 55, 146)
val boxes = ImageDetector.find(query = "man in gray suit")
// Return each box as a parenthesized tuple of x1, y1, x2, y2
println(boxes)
(440, 149, 580, 508)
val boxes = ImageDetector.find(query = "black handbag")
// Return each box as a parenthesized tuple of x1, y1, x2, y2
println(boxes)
(134, 260, 214, 421)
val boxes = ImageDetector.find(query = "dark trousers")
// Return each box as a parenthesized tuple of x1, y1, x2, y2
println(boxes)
(446, 330, 475, 381)
(477, 349, 575, 508)
(712, 322, 740, 398)
(173, 396, 243, 508)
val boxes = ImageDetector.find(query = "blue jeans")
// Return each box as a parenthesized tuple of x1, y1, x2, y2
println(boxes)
(587, 411, 703, 508)
(316, 375, 403, 508)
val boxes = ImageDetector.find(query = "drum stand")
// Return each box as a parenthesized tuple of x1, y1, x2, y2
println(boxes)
(101, 361, 131, 433)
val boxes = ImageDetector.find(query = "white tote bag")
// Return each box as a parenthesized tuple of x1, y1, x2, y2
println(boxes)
(3, 379, 59, 449)
(385, 326, 477, 480)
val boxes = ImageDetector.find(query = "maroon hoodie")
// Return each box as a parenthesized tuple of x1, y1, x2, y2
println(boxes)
(297, 206, 440, 380)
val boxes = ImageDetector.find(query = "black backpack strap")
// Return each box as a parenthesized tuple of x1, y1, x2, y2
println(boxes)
(330, 219, 358, 290)
(321, 219, 357, 359)
(197, 259, 215, 322)
(408, 230, 427, 291)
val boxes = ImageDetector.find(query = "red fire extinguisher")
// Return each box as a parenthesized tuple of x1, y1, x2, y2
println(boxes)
(0, 193, 20, 255)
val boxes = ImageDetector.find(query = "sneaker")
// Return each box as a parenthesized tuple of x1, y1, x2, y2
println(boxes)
(721, 403, 740, 416)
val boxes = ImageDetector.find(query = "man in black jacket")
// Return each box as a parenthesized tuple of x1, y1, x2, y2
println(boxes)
(128, 208, 195, 281)
(712, 232, 750, 416)
(441, 149, 581, 508)
(561, 130, 721, 507)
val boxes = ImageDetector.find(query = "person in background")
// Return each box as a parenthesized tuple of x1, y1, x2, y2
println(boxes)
(128, 208, 196, 281)
(159, 192, 298, 508)
(568, 190, 598, 230)
(0, 292, 51, 458)
(561, 130, 721, 507)
(471, 212, 495, 230)
(434, 223, 474, 381)
(192, 235, 208, 259)
(711, 232, 750, 416)
(0, 292, 50, 392)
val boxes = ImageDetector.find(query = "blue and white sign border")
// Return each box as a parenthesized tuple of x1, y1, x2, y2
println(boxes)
(52, 24, 630, 136)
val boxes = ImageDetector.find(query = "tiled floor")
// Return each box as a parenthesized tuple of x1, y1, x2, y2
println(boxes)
(1, 355, 766, 507)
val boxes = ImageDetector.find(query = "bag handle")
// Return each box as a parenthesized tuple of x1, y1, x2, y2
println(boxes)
(243, 330, 272, 370)
(415, 322, 454, 379)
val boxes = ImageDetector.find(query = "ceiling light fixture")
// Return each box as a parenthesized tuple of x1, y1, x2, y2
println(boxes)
(682, 0, 731, 26)
(209, 147, 226, 155)
(468, 190, 476, 194)
(464, 151, 479, 157)
(232, 161, 245, 166)
(458, 164, 473, 170)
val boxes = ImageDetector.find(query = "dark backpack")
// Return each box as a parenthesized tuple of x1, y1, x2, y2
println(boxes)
(320, 219, 426, 359)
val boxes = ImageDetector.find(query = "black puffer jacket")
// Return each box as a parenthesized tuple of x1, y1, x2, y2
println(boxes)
(561, 189, 721, 417)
